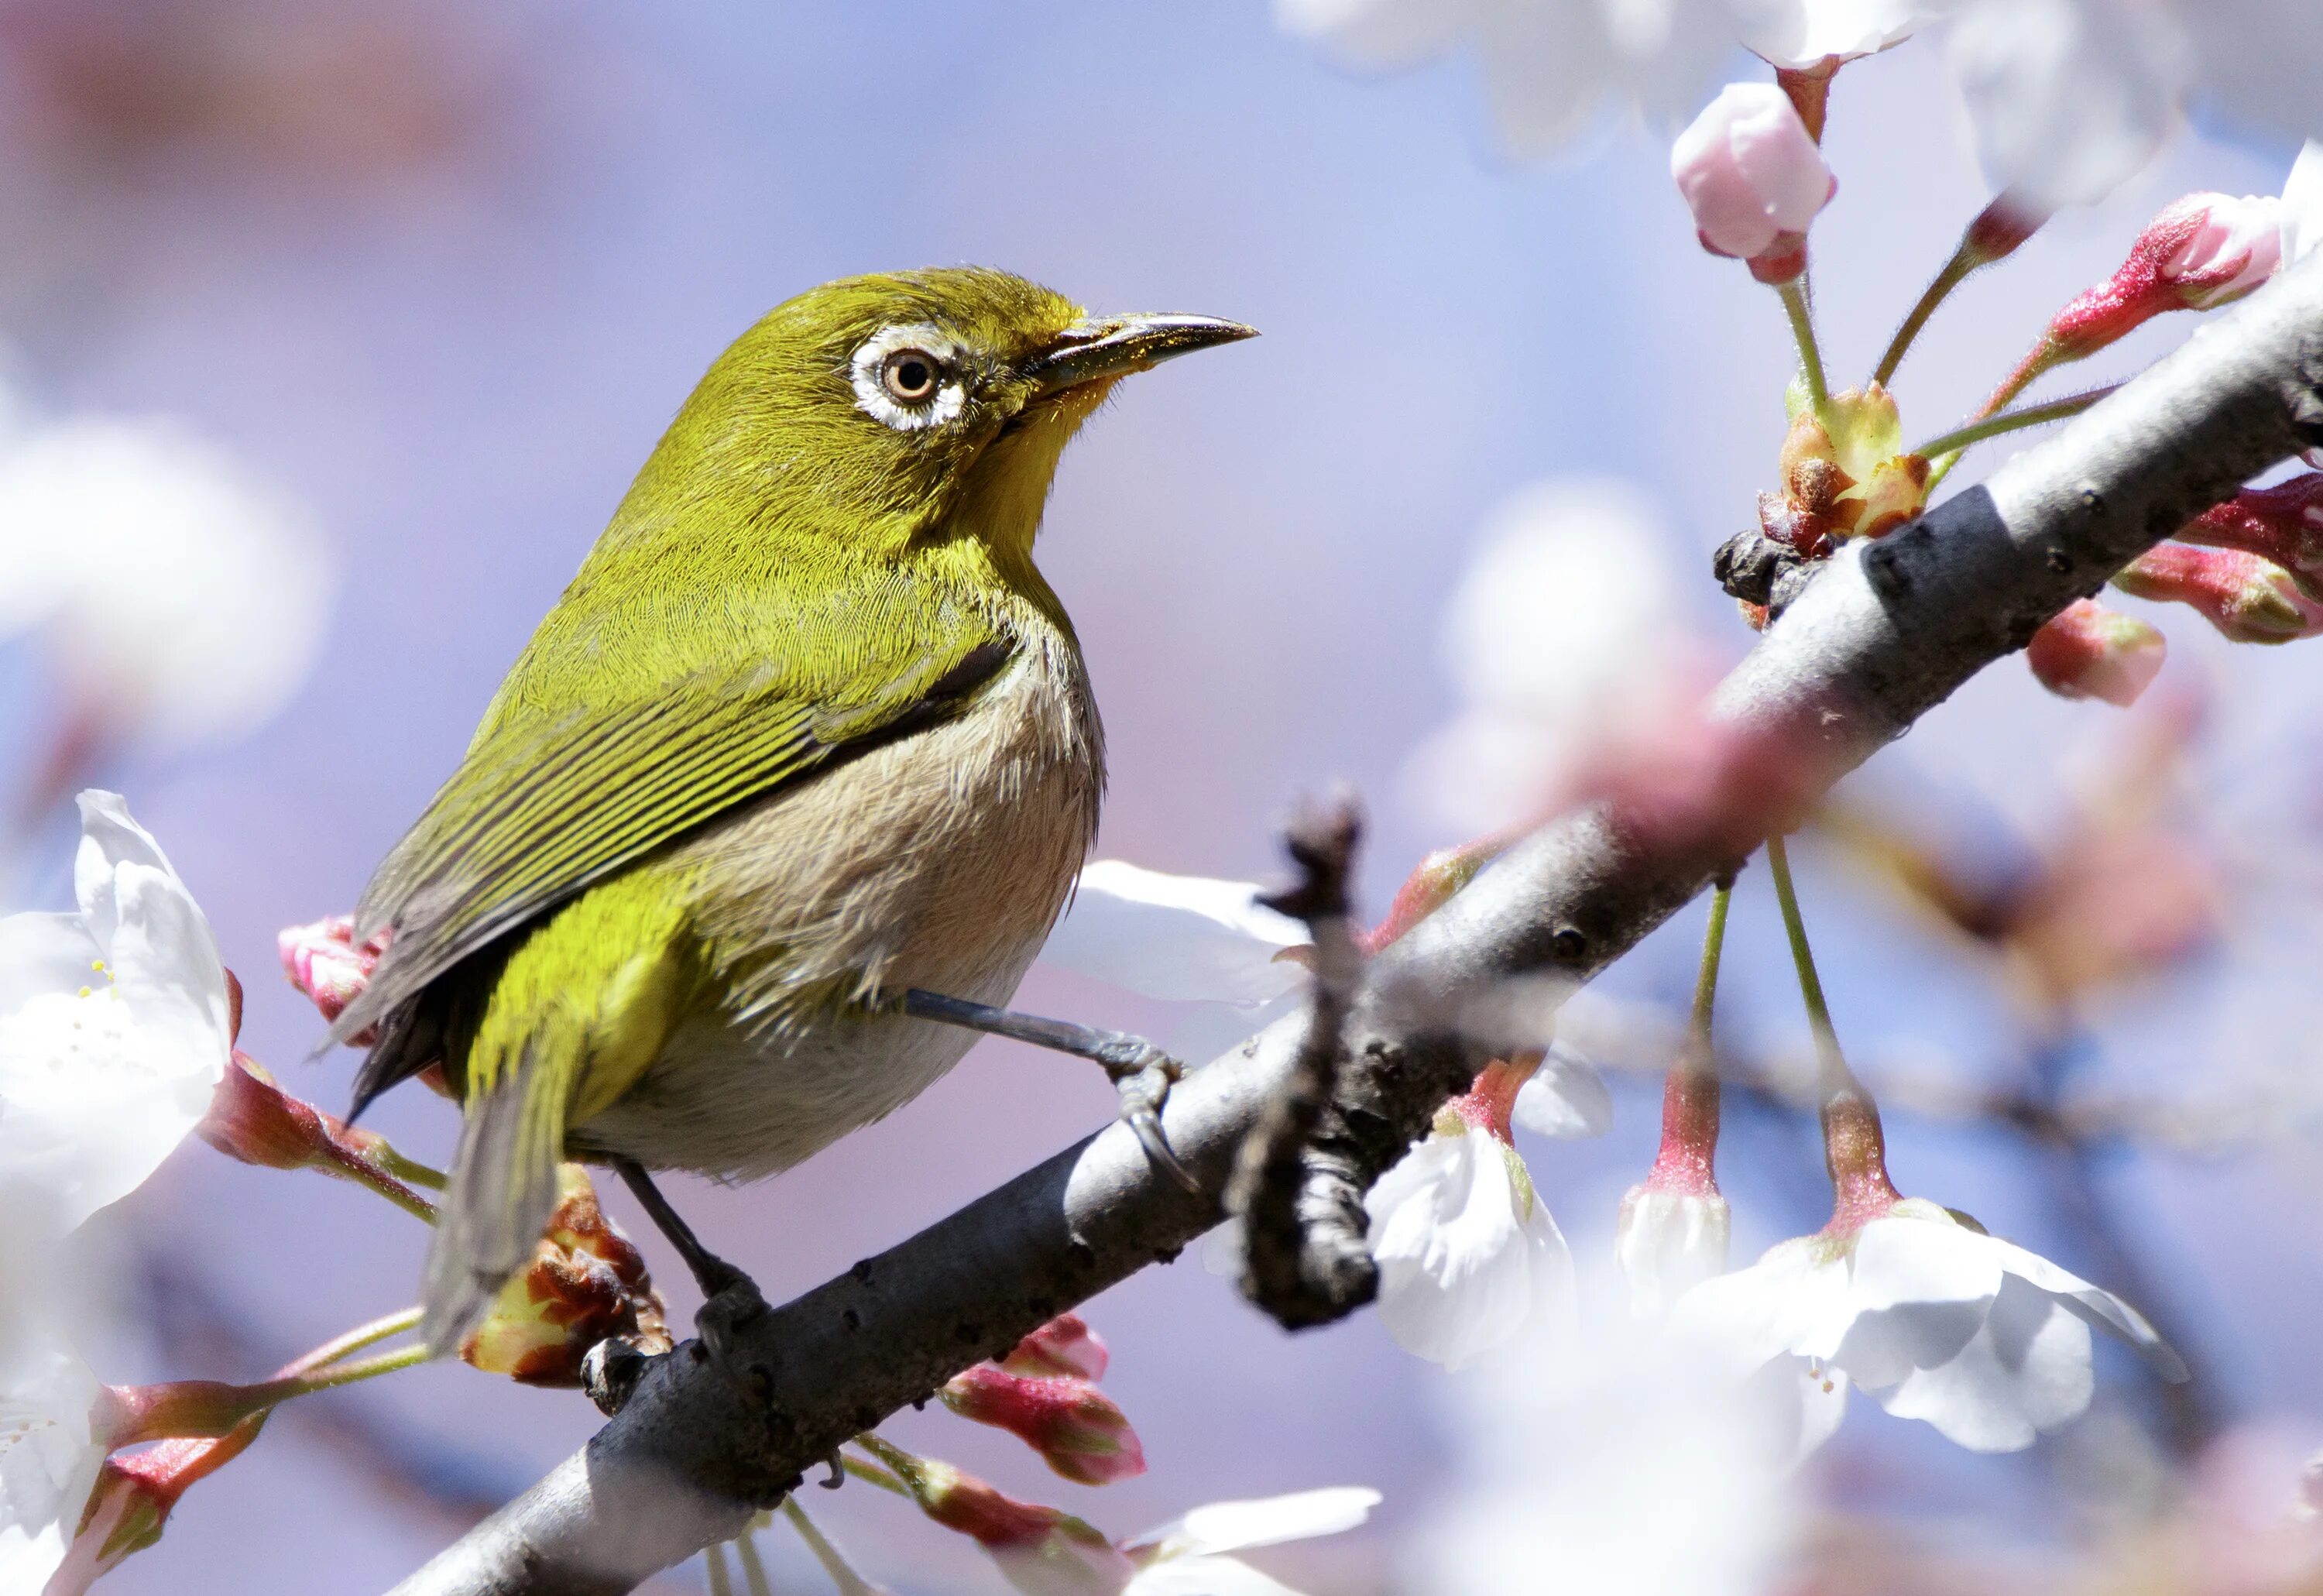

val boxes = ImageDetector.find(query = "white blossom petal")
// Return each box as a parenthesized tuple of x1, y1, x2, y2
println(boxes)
(0, 792, 230, 1230)
(1944, 0, 2184, 210)
(1040, 862, 1306, 1005)
(1739, 0, 1927, 67)
(1977, 1234, 2186, 1380)
(1128, 1559, 1308, 1596)
(1869, 1274, 2094, 1451)
(1614, 1186, 1730, 1320)
(1827, 1212, 2003, 1388)
(2273, 141, 2323, 265)
(1669, 1234, 1852, 1371)
(0, 1323, 107, 1594)
(1367, 1130, 1572, 1370)
(1129, 1488, 1381, 1562)
(1510, 1043, 1612, 1138)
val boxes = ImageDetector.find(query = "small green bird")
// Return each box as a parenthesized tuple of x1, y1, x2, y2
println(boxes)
(331, 268, 1252, 1351)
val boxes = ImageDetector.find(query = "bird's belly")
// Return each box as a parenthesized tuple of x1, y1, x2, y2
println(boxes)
(568, 940, 1038, 1181)
(568, 638, 1100, 1182)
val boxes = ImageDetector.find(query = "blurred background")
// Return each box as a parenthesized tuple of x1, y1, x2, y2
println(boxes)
(5, 2, 2321, 1591)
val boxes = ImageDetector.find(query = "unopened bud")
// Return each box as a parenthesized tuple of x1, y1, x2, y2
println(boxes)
(880, 1448, 1134, 1595)
(2114, 544, 2323, 644)
(1365, 837, 1505, 952)
(278, 915, 389, 1043)
(1962, 191, 2047, 265)
(54, 1425, 264, 1593)
(2026, 599, 2168, 706)
(941, 1364, 1145, 1486)
(460, 1165, 671, 1386)
(198, 1052, 436, 1216)
(2176, 474, 2323, 598)
(2045, 191, 2282, 361)
(1001, 1313, 1109, 1381)
(1670, 82, 1835, 284)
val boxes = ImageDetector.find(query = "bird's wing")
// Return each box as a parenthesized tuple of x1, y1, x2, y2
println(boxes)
(331, 604, 1014, 1088)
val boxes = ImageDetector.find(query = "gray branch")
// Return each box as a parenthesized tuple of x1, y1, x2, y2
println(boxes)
(388, 256, 2323, 1596)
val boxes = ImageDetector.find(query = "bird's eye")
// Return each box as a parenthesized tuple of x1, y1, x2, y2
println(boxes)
(882, 349, 943, 404)
(851, 324, 966, 431)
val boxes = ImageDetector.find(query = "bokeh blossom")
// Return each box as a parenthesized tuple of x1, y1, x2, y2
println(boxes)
(0, 416, 328, 760)
(1675, 1196, 2185, 1452)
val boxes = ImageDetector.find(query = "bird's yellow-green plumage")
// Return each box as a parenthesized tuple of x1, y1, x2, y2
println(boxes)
(331, 268, 1251, 1346)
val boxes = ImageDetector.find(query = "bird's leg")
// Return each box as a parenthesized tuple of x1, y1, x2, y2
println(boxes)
(899, 989, 1203, 1195)
(612, 1159, 770, 1399)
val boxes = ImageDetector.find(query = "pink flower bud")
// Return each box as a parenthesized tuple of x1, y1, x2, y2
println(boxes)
(1001, 1313, 1110, 1381)
(1364, 836, 1505, 953)
(2176, 474, 2323, 598)
(2114, 544, 2323, 644)
(461, 1166, 671, 1386)
(198, 1052, 437, 1216)
(2047, 192, 2283, 359)
(1963, 191, 2047, 265)
(278, 914, 389, 1044)
(882, 1450, 1135, 1594)
(941, 1364, 1146, 1486)
(52, 1424, 265, 1594)
(2026, 599, 2168, 706)
(1670, 82, 1835, 283)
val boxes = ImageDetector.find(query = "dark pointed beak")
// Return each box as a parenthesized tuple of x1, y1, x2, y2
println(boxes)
(1030, 314, 1258, 393)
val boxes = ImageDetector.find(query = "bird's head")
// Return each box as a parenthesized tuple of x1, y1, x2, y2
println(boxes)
(643, 267, 1253, 571)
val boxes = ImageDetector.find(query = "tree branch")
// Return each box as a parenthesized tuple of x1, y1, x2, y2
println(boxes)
(386, 254, 2323, 1596)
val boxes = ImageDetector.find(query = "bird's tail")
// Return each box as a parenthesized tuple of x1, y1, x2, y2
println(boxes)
(422, 1038, 562, 1356)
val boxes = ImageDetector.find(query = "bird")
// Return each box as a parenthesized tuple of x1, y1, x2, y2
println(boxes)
(328, 266, 1254, 1354)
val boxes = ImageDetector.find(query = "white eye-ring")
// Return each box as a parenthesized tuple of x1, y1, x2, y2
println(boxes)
(850, 324, 966, 431)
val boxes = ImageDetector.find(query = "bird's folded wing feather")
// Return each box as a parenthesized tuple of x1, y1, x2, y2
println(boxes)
(330, 606, 1012, 1055)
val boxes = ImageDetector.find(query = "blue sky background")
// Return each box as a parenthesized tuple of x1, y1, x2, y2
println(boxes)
(5, 3, 2318, 1591)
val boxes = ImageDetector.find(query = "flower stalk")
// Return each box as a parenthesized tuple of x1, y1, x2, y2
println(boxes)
(1873, 194, 2047, 386)
(1916, 385, 2118, 484)
(1765, 834, 1902, 1226)
(1778, 278, 1831, 417)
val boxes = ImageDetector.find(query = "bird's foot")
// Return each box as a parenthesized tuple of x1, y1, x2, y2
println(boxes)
(694, 1271, 775, 1402)
(1108, 1051, 1200, 1195)
(897, 989, 1203, 1193)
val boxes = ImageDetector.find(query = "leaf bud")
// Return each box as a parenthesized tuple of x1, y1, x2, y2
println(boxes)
(459, 1165, 671, 1386)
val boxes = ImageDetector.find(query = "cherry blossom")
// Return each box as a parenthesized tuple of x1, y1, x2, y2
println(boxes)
(1673, 1196, 2184, 1452)
(0, 418, 329, 757)
(0, 1317, 117, 1596)
(2282, 142, 2323, 266)
(1119, 1487, 1378, 1594)
(0, 791, 232, 1230)
(1412, 1307, 1803, 1596)
(1366, 1069, 1577, 1370)
(1670, 81, 1835, 282)
(1038, 860, 1306, 1055)
(1740, 0, 1927, 70)
(1402, 478, 1702, 837)
(1273, 0, 1738, 155)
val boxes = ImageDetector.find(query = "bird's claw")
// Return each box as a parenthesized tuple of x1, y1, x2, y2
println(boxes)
(1115, 1057, 1199, 1195)
(695, 1275, 774, 1402)
(820, 1447, 846, 1488)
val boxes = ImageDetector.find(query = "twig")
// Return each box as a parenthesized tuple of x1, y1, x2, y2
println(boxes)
(1227, 794, 1373, 1327)
(385, 249, 2323, 1596)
